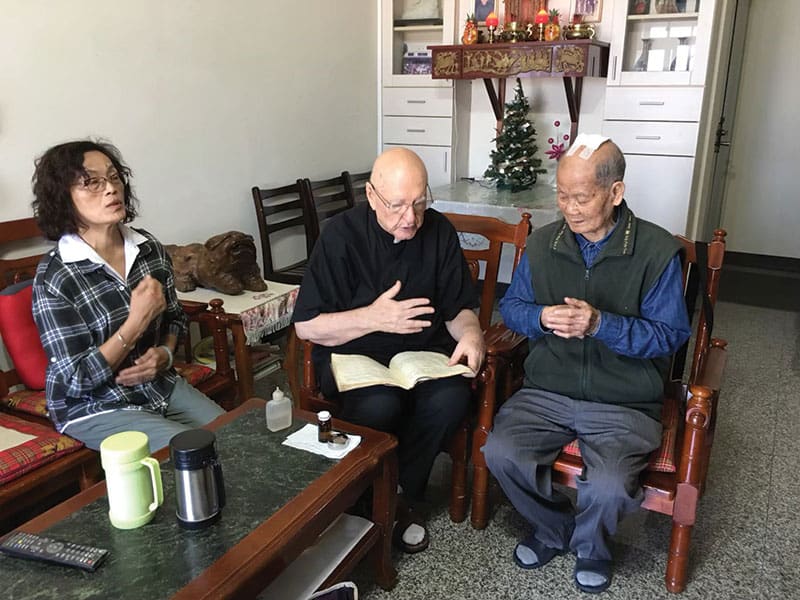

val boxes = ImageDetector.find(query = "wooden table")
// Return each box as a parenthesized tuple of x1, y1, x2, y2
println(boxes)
(178, 281, 299, 401)
(2, 399, 398, 599)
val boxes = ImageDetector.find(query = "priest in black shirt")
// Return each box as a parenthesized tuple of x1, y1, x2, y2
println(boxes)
(293, 148, 485, 553)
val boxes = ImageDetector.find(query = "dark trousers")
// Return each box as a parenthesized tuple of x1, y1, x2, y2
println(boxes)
(339, 375, 471, 503)
(483, 388, 662, 561)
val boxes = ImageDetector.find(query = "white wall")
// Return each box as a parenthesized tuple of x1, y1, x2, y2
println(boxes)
(0, 1, 377, 264)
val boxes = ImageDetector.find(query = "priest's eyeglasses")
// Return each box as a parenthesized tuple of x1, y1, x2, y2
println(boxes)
(367, 182, 432, 215)
(75, 172, 125, 193)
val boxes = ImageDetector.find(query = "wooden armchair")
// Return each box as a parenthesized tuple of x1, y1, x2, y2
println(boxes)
(473, 229, 729, 593)
(289, 212, 531, 523)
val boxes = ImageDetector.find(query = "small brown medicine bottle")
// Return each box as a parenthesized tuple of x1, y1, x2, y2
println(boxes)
(317, 410, 332, 443)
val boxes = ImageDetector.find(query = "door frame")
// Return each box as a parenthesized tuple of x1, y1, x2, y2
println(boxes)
(686, 0, 750, 240)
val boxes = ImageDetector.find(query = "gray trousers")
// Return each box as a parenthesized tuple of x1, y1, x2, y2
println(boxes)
(64, 377, 226, 453)
(483, 388, 662, 561)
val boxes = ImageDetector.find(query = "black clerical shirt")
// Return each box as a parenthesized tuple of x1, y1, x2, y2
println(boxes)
(292, 203, 478, 396)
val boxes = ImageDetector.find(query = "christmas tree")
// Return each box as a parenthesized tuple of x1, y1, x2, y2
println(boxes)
(484, 79, 546, 192)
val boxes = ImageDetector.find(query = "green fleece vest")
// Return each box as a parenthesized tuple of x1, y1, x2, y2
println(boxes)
(524, 202, 680, 420)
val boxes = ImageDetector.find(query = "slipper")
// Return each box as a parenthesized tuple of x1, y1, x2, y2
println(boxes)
(574, 557, 613, 594)
(392, 504, 430, 554)
(513, 534, 569, 570)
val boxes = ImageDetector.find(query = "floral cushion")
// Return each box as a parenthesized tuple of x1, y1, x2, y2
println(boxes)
(0, 412, 84, 485)
(0, 388, 49, 418)
(174, 362, 214, 387)
(561, 395, 680, 473)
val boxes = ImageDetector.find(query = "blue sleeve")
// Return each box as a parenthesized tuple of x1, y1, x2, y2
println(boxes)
(592, 254, 691, 358)
(498, 256, 549, 340)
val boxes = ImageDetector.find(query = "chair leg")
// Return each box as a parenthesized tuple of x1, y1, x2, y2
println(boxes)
(666, 521, 692, 593)
(469, 357, 501, 529)
(448, 421, 468, 523)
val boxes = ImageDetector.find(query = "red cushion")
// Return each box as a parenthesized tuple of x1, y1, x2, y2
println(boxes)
(561, 397, 680, 474)
(174, 362, 214, 386)
(0, 388, 48, 418)
(0, 282, 47, 390)
(0, 412, 84, 485)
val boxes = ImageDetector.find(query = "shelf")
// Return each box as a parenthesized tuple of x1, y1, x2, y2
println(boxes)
(627, 12, 699, 20)
(394, 24, 444, 32)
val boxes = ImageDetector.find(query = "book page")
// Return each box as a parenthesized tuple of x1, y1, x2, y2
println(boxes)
(390, 351, 475, 389)
(330, 353, 402, 392)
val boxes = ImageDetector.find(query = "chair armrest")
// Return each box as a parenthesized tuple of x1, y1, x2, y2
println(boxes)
(484, 322, 527, 357)
(693, 338, 728, 391)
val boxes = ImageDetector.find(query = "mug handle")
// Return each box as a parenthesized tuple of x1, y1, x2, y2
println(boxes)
(140, 457, 164, 512)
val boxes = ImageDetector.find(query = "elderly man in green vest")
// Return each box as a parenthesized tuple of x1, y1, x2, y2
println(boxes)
(484, 135, 691, 594)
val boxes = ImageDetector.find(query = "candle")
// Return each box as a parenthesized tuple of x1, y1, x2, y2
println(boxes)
(486, 11, 499, 27)
(534, 8, 549, 24)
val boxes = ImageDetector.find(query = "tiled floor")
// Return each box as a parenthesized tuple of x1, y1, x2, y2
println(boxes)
(257, 292, 800, 598)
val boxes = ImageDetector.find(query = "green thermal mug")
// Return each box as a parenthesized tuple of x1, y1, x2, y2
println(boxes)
(100, 431, 164, 529)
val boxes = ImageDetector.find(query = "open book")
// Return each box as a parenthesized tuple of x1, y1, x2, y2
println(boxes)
(330, 351, 475, 393)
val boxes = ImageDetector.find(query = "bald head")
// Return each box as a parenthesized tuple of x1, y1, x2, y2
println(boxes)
(558, 139, 626, 188)
(371, 147, 428, 193)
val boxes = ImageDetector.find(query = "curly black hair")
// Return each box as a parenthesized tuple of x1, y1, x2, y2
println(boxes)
(31, 140, 139, 240)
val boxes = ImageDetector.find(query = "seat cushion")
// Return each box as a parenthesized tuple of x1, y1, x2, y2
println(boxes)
(0, 280, 48, 390)
(174, 362, 214, 387)
(0, 388, 49, 418)
(561, 397, 680, 474)
(0, 412, 84, 485)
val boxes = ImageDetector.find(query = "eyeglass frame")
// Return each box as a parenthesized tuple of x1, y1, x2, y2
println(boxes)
(73, 172, 126, 194)
(367, 181, 433, 215)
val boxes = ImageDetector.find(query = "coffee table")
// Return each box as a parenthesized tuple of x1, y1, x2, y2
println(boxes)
(2, 399, 398, 599)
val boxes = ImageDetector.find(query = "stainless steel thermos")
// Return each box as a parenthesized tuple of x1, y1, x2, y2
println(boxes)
(169, 429, 226, 529)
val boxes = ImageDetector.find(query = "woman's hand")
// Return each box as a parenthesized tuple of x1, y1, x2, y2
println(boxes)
(116, 345, 170, 386)
(127, 275, 166, 332)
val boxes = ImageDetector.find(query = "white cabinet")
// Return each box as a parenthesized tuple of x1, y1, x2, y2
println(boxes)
(622, 154, 694, 235)
(604, 0, 718, 235)
(380, 0, 457, 185)
(607, 0, 715, 86)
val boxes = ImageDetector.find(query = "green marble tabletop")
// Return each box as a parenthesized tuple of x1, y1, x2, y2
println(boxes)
(4, 409, 334, 600)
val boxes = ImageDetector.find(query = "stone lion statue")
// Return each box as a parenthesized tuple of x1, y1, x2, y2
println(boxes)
(165, 231, 267, 295)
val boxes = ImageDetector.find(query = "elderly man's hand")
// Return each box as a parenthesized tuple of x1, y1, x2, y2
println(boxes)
(370, 280, 435, 334)
(541, 297, 600, 339)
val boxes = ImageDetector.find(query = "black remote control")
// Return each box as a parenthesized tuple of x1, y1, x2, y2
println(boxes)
(0, 531, 108, 572)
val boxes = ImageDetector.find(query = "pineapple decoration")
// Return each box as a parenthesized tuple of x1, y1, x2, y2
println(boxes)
(544, 8, 561, 41)
(461, 13, 478, 45)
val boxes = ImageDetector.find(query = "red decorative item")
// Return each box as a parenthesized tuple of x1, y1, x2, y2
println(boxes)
(485, 11, 499, 27)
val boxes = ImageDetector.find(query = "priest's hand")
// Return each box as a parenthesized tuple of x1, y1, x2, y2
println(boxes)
(541, 297, 601, 339)
(371, 280, 435, 334)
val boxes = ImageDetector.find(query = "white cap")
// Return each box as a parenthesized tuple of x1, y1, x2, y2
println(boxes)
(272, 386, 284, 400)
(318, 410, 331, 421)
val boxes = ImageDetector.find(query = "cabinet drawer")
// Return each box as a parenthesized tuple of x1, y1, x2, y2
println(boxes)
(383, 87, 454, 117)
(382, 116, 452, 146)
(602, 121, 699, 156)
(604, 87, 703, 121)
(384, 143, 452, 188)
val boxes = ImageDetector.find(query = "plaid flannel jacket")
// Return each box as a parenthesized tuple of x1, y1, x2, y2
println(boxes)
(32, 227, 187, 432)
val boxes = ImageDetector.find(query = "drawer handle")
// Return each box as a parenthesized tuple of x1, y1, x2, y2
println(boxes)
(407, 100, 427, 104)
(639, 101, 666, 106)
(406, 128, 426, 133)
(635, 135, 662, 140)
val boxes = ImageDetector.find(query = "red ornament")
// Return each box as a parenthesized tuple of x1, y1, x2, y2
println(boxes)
(485, 11, 499, 27)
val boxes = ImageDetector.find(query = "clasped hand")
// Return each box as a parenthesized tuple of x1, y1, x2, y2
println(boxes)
(540, 297, 600, 339)
(116, 345, 171, 386)
(116, 275, 168, 386)
(371, 280, 434, 334)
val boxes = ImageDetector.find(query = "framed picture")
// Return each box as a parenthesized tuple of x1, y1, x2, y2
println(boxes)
(474, 0, 497, 25)
(575, 0, 603, 22)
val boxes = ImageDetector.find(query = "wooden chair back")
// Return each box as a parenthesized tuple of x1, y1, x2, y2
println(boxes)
(342, 170, 371, 206)
(300, 174, 353, 247)
(441, 212, 531, 330)
(251, 181, 312, 285)
(0, 217, 51, 290)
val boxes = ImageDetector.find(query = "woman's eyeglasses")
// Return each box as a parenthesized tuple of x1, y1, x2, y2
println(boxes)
(75, 172, 125, 193)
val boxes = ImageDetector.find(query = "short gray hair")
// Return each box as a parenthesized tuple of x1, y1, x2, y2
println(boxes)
(594, 142, 626, 188)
